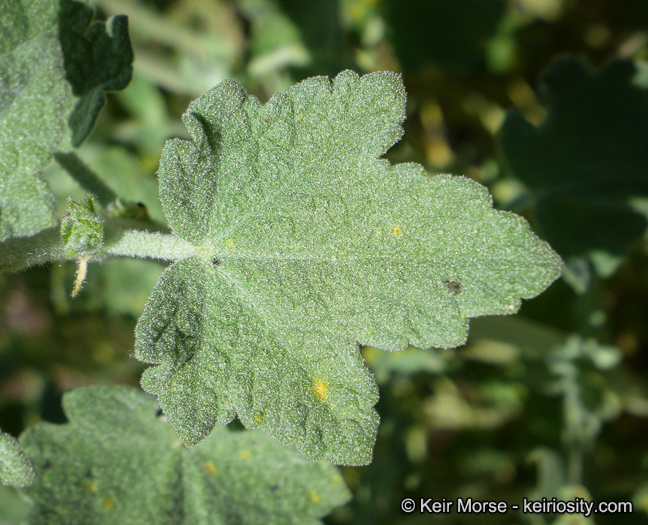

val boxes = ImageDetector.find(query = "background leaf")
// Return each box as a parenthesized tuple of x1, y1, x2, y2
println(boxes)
(500, 58, 648, 290)
(136, 70, 562, 465)
(19, 386, 349, 525)
(0, 0, 132, 242)
(383, 0, 505, 73)
(58, 0, 133, 148)
(0, 485, 30, 525)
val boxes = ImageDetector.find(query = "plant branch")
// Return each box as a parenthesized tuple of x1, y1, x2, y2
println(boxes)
(103, 224, 196, 261)
(0, 228, 66, 273)
(1, 221, 196, 274)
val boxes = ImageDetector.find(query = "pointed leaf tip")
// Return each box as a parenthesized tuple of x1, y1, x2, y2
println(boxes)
(0, 431, 35, 487)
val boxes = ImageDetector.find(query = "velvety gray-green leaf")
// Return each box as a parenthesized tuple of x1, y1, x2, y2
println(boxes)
(0, 0, 132, 242)
(0, 430, 35, 487)
(500, 58, 648, 276)
(0, 1, 58, 53)
(2, 0, 134, 148)
(0, 31, 65, 241)
(19, 386, 349, 525)
(140, 70, 562, 465)
(138, 257, 379, 465)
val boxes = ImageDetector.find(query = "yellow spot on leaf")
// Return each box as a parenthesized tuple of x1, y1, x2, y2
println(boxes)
(254, 413, 264, 424)
(391, 225, 402, 237)
(239, 450, 252, 459)
(85, 481, 96, 493)
(103, 497, 114, 510)
(309, 491, 320, 503)
(313, 380, 328, 402)
(225, 239, 235, 249)
(331, 474, 342, 485)
(203, 461, 218, 475)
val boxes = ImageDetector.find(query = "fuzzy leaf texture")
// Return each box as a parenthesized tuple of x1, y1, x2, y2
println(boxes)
(500, 58, 648, 289)
(60, 195, 104, 258)
(19, 387, 348, 524)
(0, 430, 35, 487)
(0, 0, 132, 241)
(136, 70, 562, 465)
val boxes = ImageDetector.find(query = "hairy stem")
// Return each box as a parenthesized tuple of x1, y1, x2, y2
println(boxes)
(0, 222, 195, 273)
(103, 225, 196, 260)
(0, 228, 66, 273)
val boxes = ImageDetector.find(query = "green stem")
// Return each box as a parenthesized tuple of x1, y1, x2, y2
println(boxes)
(103, 225, 196, 261)
(54, 152, 171, 234)
(562, 369, 584, 485)
(567, 440, 583, 485)
(0, 228, 65, 273)
(0, 222, 196, 274)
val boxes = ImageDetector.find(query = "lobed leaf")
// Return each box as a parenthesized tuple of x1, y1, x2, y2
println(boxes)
(0, 0, 132, 242)
(0, 430, 35, 487)
(137, 70, 562, 465)
(19, 386, 350, 525)
(57, 0, 133, 148)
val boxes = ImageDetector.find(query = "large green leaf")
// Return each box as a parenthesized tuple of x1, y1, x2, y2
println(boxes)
(500, 58, 648, 287)
(0, 430, 35, 487)
(19, 386, 350, 525)
(0, 29, 65, 240)
(0, 0, 132, 241)
(136, 70, 562, 465)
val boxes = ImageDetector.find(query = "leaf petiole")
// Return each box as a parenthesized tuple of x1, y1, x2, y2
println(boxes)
(0, 223, 195, 274)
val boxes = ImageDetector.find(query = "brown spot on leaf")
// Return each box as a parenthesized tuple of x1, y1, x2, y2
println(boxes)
(443, 279, 461, 295)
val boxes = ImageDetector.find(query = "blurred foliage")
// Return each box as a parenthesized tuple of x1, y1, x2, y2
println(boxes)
(500, 57, 648, 292)
(2, 0, 648, 523)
